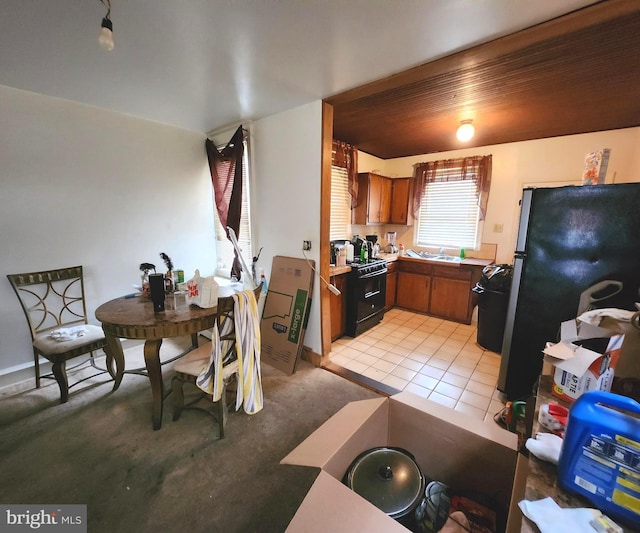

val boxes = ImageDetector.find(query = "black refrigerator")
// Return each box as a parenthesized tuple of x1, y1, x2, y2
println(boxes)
(497, 183, 640, 400)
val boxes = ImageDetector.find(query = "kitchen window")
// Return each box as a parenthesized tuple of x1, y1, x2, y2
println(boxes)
(414, 155, 492, 250)
(330, 165, 351, 240)
(330, 140, 358, 241)
(214, 137, 253, 278)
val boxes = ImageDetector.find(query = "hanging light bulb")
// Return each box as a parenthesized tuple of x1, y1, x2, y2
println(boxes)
(98, 16, 114, 51)
(456, 120, 475, 142)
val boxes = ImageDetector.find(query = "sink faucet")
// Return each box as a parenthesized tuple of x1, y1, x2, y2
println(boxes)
(439, 247, 445, 255)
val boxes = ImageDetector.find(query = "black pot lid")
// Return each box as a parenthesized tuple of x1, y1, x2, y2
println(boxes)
(345, 447, 424, 519)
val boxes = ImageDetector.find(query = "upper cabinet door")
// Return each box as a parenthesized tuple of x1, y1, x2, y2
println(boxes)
(352, 173, 413, 226)
(390, 177, 413, 225)
(352, 173, 392, 225)
(379, 177, 392, 223)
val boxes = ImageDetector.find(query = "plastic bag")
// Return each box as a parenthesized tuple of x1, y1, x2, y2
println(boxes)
(186, 269, 219, 308)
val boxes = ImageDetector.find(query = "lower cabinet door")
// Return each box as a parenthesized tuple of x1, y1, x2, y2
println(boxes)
(396, 272, 430, 313)
(429, 276, 471, 323)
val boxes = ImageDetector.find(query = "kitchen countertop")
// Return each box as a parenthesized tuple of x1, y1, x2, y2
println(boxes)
(329, 264, 352, 276)
(396, 255, 494, 268)
(330, 253, 493, 276)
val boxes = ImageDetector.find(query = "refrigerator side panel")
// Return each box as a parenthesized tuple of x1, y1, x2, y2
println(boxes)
(515, 188, 533, 253)
(497, 255, 524, 392)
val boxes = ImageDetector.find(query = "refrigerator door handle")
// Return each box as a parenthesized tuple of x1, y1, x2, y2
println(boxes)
(497, 254, 525, 392)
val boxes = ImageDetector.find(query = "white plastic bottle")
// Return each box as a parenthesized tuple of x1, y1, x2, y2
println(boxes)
(345, 242, 354, 262)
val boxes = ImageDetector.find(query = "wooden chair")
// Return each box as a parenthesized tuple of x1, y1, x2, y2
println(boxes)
(7, 266, 115, 403)
(171, 283, 262, 438)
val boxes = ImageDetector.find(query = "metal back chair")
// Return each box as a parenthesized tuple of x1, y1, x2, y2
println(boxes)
(171, 283, 262, 438)
(7, 266, 114, 403)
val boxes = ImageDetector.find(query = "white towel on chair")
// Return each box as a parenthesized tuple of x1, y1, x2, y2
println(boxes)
(48, 325, 89, 342)
(196, 289, 263, 414)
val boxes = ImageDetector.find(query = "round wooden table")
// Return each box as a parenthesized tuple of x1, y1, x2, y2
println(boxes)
(95, 293, 218, 430)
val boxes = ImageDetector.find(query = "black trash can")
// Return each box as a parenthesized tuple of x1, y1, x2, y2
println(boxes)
(472, 264, 513, 353)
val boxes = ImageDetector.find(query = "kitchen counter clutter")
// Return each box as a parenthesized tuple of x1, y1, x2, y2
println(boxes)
(522, 374, 637, 533)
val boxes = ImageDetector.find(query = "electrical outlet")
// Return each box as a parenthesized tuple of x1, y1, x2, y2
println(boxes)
(303, 240, 312, 251)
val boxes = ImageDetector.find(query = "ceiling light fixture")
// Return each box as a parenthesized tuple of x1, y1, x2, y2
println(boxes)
(98, 0, 114, 51)
(456, 120, 475, 142)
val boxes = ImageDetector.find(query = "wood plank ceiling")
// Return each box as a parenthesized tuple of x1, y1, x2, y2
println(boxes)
(327, 0, 640, 160)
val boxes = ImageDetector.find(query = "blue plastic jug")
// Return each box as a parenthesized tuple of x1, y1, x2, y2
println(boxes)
(558, 390, 640, 528)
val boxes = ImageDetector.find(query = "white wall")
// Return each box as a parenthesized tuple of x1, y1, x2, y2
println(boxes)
(251, 101, 323, 354)
(0, 85, 216, 385)
(361, 127, 640, 264)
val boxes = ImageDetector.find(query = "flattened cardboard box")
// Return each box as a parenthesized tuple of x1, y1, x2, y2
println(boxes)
(282, 391, 527, 532)
(261, 256, 314, 375)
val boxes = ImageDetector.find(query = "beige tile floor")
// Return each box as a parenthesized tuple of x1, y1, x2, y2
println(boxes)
(329, 308, 506, 423)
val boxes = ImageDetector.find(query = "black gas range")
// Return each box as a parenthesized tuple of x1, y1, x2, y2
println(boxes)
(345, 258, 388, 337)
(347, 257, 387, 274)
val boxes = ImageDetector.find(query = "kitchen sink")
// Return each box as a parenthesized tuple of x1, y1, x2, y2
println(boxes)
(428, 254, 462, 263)
(406, 250, 462, 262)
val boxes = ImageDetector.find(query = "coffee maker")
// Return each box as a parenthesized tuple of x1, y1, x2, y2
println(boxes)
(351, 235, 366, 259)
(366, 235, 381, 258)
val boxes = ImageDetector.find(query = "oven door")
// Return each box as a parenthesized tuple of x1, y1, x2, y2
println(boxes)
(356, 270, 386, 323)
(346, 268, 387, 337)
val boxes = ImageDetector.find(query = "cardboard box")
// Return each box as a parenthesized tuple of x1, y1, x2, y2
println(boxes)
(544, 318, 624, 403)
(260, 256, 314, 375)
(281, 392, 527, 532)
(598, 315, 640, 379)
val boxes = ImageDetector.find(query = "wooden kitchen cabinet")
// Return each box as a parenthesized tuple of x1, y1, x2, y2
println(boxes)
(396, 271, 431, 313)
(396, 260, 432, 313)
(352, 173, 392, 225)
(396, 262, 431, 313)
(330, 273, 348, 341)
(429, 266, 473, 323)
(394, 258, 485, 324)
(389, 177, 413, 225)
(385, 261, 397, 310)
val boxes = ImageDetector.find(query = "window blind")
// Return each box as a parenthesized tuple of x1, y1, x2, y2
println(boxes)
(214, 140, 253, 277)
(330, 165, 351, 241)
(416, 179, 479, 249)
